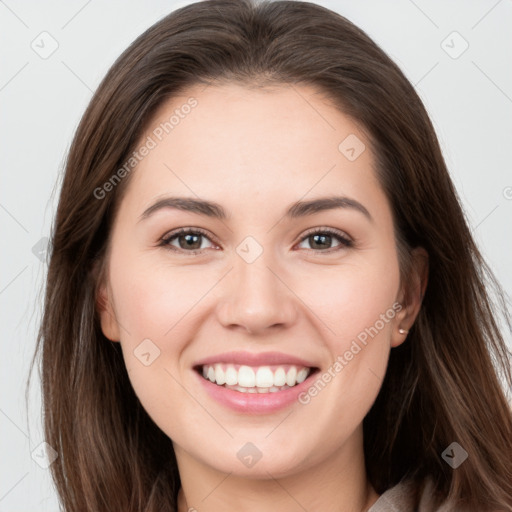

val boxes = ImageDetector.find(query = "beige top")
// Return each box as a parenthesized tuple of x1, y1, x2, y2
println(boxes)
(368, 479, 458, 511)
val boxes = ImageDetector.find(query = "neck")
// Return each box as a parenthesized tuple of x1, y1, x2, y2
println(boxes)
(175, 428, 380, 512)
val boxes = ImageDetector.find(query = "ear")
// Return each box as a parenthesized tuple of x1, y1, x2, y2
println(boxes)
(94, 261, 121, 342)
(391, 247, 429, 348)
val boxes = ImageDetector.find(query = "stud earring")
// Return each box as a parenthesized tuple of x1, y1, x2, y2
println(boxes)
(398, 328, 409, 335)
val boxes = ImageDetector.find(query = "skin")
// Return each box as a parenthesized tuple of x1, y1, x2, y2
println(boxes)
(98, 82, 427, 512)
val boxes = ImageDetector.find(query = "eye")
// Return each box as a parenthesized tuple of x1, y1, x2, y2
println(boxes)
(160, 228, 217, 254)
(296, 227, 353, 253)
(159, 227, 353, 255)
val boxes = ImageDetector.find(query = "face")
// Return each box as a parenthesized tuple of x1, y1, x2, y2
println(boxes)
(98, 82, 419, 479)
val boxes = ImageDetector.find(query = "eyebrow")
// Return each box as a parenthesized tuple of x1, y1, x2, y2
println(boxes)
(139, 195, 372, 222)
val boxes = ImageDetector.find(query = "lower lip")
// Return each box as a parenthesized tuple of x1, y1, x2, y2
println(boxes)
(195, 370, 317, 414)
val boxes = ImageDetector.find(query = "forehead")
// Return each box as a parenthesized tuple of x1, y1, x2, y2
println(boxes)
(121, 82, 385, 219)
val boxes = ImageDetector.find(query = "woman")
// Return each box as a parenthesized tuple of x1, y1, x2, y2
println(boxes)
(33, 0, 512, 510)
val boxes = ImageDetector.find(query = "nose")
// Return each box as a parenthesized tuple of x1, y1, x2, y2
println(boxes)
(216, 250, 298, 336)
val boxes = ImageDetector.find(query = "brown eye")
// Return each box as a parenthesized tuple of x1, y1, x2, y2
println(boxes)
(297, 228, 353, 252)
(161, 228, 216, 253)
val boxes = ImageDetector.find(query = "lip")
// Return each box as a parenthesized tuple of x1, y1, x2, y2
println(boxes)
(193, 351, 319, 414)
(195, 369, 319, 414)
(193, 350, 316, 368)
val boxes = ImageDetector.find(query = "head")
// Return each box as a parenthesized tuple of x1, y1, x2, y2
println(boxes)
(35, 0, 512, 511)
(96, 78, 427, 483)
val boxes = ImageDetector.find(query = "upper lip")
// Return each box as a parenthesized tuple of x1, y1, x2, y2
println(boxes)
(194, 351, 317, 368)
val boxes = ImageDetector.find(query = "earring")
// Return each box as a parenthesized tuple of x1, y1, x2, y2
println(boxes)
(398, 328, 409, 335)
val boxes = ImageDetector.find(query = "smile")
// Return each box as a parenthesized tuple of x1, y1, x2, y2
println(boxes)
(199, 363, 312, 393)
(193, 351, 320, 414)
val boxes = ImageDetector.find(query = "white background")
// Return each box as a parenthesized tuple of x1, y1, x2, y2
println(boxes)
(1, 0, 511, 510)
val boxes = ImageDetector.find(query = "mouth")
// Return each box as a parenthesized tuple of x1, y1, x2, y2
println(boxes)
(194, 363, 320, 394)
(192, 351, 321, 413)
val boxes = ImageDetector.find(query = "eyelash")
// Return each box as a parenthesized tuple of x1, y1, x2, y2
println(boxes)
(159, 227, 354, 255)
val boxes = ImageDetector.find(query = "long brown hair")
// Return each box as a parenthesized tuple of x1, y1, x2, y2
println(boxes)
(31, 0, 512, 510)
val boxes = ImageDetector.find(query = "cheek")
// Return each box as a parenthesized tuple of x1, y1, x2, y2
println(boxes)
(109, 255, 219, 344)
(107, 257, 206, 435)
(106, 252, 209, 383)
(291, 250, 400, 412)
(293, 250, 400, 346)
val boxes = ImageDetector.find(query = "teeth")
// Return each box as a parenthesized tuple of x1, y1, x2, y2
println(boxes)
(226, 384, 291, 393)
(274, 367, 286, 387)
(238, 365, 255, 387)
(200, 363, 312, 390)
(296, 368, 309, 383)
(225, 366, 238, 386)
(286, 366, 297, 387)
(215, 365, 225, 385)
(255, 366, 274, 387)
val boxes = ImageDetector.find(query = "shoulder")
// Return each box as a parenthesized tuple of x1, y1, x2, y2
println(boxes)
(367, 478, 463, 512)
